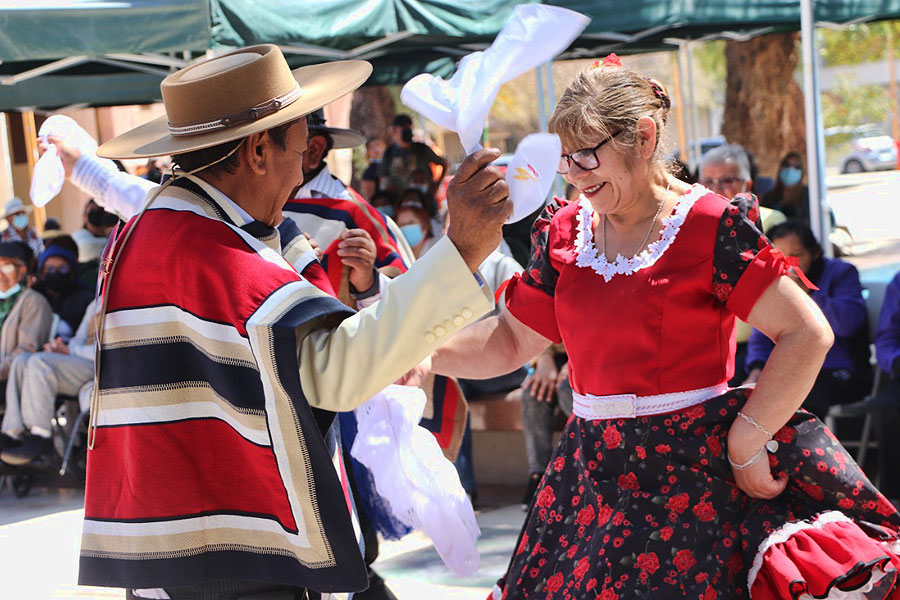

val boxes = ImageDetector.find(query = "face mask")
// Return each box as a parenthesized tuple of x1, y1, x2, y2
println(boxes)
(376, 205, 394, 219)
(41, 271, 73, 293)
(11, 214, 28, 229)
(0, 283, 21, 299)
(779, 166, 803, 187)
(400, 223, 425, 248)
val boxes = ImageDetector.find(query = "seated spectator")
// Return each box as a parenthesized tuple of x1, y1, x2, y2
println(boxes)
(41, 217, 65, 244)
(744, 220, 868, 419)
(520, 344, 572, 509)
(698, 143, 786, 382)
(763, 151, 810, 223)
(455, 247, 528, 501)
(871, 271, 900, 505)
(395, 201, 437, 258)
(1, 197, 43, 258)
(71, 198, 118, 265)
(0, 242, 52, 408)
(369, 190, 397, 219)
(31, 240, 94, 342)
(0, 299, 97, 464)
(360, 137, 385, 201)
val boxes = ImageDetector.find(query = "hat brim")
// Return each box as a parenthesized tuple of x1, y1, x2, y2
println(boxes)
(309, 126, 366, 150)
(2, 205, 33, 218)
(97, 60, 373, 160)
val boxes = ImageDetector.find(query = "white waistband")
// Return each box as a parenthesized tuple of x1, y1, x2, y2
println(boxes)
(572, 382, 730, 420)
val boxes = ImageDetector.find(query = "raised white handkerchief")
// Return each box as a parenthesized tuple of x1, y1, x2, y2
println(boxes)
(505, 133, 561, 223)
(401, 4, 589, 154)
(31, 115, 99, 207)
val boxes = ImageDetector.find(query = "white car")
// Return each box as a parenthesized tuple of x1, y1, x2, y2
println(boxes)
(827, 125, 897, 173)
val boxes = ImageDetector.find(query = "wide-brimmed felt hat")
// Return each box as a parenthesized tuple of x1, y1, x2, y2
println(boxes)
(307, 109, 365, 150)
(97, 45, 372, 160)
(2, 197, 32, 218)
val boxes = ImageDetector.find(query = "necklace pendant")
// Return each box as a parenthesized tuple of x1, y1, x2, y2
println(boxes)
(765, 439, 779, 453)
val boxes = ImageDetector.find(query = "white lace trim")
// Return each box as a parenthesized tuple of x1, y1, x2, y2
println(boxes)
(796, 567, 890, 600)
(573, 184, 710, 282)
(747, 511, 855, 593)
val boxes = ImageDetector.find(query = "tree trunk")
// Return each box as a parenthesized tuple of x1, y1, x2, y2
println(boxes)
(722, 33, 807, 182)
(349, 85, 396, 144)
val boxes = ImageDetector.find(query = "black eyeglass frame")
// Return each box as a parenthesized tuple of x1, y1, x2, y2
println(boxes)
(557, 130, 623, 175)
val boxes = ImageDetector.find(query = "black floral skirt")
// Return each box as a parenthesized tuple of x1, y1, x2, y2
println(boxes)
(493, 389, 900, 600)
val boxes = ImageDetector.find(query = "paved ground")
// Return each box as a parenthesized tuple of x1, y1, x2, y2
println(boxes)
(0, 482, 524, 599)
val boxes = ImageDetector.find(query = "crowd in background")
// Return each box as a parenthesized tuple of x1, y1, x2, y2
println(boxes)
(1, 116, 900, 512)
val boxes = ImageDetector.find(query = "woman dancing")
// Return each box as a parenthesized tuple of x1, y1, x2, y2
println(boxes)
(431, 55, 900, 599)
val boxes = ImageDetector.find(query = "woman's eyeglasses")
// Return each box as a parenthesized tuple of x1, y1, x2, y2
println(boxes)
(557, 130, 622, 175)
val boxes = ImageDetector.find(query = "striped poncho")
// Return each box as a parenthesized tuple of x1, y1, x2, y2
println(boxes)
(79, 179, 368, 594)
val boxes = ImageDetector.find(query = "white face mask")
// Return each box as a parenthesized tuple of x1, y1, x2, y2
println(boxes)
(0, 283, 21, 299)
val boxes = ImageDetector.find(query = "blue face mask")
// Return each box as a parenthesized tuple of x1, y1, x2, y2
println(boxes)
(11, 214, 28, 230)
(400, 223, 425, 248)
(376, 205, 394, 219)
(779, 166, 803, 187)
(0, 283, 21, 299)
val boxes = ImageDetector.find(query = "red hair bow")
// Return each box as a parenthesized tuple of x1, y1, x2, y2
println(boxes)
(592, 53, 622, 69)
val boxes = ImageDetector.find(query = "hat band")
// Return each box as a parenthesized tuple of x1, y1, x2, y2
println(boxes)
(168, 83, 303, 137)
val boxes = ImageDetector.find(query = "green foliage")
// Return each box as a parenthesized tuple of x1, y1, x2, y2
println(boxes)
(821, 75, 890, 130)
(821, 21, 900, 66)
(694, 40, 726, 86)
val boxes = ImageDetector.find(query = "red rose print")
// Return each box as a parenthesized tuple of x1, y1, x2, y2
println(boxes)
(599, 589, 619, 600)
(655, 444, 672, 454)
(574, 556, 590, 579)
(660, 526, 674, 541)
(546, 572, 564, 592)
(773, 427, 796, 444)
(713, 282, 732, 302)
(707, 436, 722, 457)
(576, 504, 595, 526)
(617, 472, 640, 491)
(747, 205, 759, 222)
(553, 456, 565, 472)
(567, 544, 579, 559)
(728, 205, 739, 216)
(876, 496, 896, 517)
(667, 493, 690, 514)
(797, 480, 825, 501)
(673, 549, 697, 572)
(635, 445, 646, 459)
(684, 404, 705, 419)
(603, 425, 622, 449)
(586, 577, 597, 591)
(636, 552, 660, 574)
(516, 532, 529, 555)
(692, 501, 717, 522)
(536, 485, 556, 508)
(597, 503, 613, 525)
(838, 497, 855, 509)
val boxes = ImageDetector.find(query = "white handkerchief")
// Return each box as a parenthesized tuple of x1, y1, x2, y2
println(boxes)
(352, 385, 481, 576)
(505, 133, 561, 224)
(401, 4, 589, 154)
(31, 115, 99, 206)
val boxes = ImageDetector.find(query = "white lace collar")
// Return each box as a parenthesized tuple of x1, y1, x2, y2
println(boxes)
(574, 184, 710, 282)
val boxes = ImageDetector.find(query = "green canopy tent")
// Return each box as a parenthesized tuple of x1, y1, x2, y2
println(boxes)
(4, 0, 900, 245)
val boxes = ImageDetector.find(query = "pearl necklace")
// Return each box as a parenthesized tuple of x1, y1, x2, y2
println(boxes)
(602, 182, 671, 259)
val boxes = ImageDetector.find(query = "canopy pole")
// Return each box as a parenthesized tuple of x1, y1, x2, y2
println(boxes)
(544, 60, 565, 198)
(677, 43, 699, 168)
(685, 43, 702, 168)
(671, 52, 689, 164)
(536, 65, 548, 132)
(800, 0, 832, 257)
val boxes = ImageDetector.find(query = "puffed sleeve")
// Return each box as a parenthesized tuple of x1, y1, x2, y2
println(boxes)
(504, 202, 563, 343)
(712, 193, 787, 321)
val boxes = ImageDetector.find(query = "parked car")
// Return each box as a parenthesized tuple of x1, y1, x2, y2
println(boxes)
(826, 125, 897, 173)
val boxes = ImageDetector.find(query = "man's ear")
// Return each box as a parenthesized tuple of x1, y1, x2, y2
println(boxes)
(306, 135, 327, 168)
(244, 131, 268, 176)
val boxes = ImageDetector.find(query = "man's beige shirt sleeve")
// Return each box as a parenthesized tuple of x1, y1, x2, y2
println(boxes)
(298, 236, 493, 412)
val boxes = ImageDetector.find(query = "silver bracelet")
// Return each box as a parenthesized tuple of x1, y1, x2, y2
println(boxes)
(737, 411, 780, 453)
(728, 446, 766, 470)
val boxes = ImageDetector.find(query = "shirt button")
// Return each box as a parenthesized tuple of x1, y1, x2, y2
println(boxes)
(453, 315, 464, 326)
(461, 307, 473, 319)
(425, 332, 436, 343)
(434, 326, 446, 337)
(444, 319, 453, 330)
